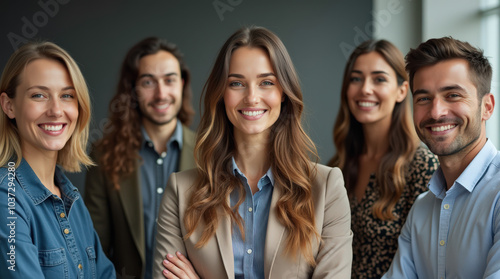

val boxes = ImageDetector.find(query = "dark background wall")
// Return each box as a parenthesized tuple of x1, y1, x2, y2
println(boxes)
(0, 0, 373, 192)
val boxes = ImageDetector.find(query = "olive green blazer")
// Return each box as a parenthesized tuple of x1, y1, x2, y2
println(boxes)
(84, 125, 196, 279)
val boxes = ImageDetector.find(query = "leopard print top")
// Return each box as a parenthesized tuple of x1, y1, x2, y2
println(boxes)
(350, 146, 439, 279)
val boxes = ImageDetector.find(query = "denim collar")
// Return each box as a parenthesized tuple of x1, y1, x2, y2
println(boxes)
(16, 158, 80, 206)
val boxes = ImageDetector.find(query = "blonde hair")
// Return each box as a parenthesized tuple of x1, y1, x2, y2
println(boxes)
(0, 41, 93, 172)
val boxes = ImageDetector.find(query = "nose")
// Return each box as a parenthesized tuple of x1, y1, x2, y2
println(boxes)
(155, 80, 169, 100)
(430, 97, 448, 119)
(47, 98, 63, 118)
(244, 85, 260, 105)
(361, 79, 373, 95)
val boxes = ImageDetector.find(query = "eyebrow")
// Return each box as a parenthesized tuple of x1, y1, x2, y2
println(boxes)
(228, 73, 276, 78)
(26, 85, 75, 91)
(137, 72, 179, 79)
(413, 84, 466, 95)
(351, 70, 390, 75)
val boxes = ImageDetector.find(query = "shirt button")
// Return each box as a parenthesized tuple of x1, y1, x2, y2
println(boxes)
(156, 158, 163, 165)
(439, 240, 445, 246)
(248, 207, 253, 212)
(157, 188, 164, 194)
(78, 264, 82, 269)
(64, 228, 70, 234)
(161, 151, 167, 158)
(247, 249, 252, 254)
(60, 213, 66, 218)
(444, 204, 450, 209)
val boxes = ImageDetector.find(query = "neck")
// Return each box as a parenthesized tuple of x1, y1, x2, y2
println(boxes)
(438, 135, 487, 190)
(233, 132, 271, 181)
(361, 120, 391, 158)
(21, 144, 58, 195)
(142, 118, 178, 153)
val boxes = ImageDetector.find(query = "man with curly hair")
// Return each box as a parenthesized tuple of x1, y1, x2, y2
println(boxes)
(84, 37, 196, 279)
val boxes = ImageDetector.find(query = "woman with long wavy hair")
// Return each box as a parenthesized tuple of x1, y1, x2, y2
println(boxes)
(153, 26, 353, 279)
(328, 40, 438, 279)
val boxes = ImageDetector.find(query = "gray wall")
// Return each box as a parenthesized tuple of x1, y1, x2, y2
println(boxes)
(0, 0, 373, 192)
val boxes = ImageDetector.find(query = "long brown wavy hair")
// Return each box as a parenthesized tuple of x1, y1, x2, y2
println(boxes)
(184, 26, 320, 266)
(328, 40, 419, 220)
(96, 37, 195, 189)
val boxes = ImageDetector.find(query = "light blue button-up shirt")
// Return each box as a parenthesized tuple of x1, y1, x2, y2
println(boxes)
(383, 140, 500, 279)
(231, 158, 274, 279)
(140, 121, 182, 279)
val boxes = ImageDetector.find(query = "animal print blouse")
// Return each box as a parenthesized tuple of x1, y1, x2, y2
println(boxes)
(350, 146, 439, 279)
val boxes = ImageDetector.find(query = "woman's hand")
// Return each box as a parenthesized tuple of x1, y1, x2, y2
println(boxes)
(162, 251, 200, 279)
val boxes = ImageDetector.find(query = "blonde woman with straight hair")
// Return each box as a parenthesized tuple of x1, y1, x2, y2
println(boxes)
(153, 26, 352, 279)
(0, 41, 115, 278)
(328, 40, 439, 279)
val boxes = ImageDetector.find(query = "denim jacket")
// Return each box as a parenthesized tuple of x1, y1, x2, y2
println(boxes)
(0, 158, 115, 278)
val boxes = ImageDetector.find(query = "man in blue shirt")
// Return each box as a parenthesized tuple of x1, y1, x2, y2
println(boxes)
(83, 37, 196, 279)
(383, 37, 500, 279)
(383, 37, 500, 278)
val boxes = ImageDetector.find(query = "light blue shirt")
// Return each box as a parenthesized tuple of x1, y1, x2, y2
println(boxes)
(383, 140, 500, 279)
(231, 158, 274, 279)
(140, 121, 182, 279)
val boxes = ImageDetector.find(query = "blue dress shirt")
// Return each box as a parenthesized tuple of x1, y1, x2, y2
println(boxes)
(383, 140, 500, 279)
(140, 121, 182, 279)
(0, 158, 115, 278)
(231, 158, 274, 279)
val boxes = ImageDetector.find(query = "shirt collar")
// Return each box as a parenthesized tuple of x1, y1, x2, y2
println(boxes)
(231, 157, 275, 189)
(429, 140, 498, 197)
(141, 120, 183, 150)
(16, 158, 79, 205)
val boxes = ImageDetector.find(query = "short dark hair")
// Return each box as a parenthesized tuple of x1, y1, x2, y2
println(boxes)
(406, 37, 492, 99)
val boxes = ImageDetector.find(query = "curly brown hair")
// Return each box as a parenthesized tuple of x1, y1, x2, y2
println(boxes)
(96, 37, 195, 189)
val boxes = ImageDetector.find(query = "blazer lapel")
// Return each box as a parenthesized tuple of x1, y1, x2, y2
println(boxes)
(215, 198, 235, 278)
(118, 161, 146, 264)
(264, 184, 286, 278)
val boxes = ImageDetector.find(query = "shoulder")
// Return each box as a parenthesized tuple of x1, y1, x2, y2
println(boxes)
(167, 169, 198, 191)
(310, 162, 345, 195)
(313, 163, 343, 180)
(412, 145, 438, 164)
(408, 146, 439, 175)
(181, 125, 196, 144)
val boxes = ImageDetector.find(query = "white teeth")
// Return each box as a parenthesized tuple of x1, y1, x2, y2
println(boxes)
(431, 125, 456, 132)
(242, 110, 265, 116)
(358, 102, 377, 107)
(42, 124, 63, 131)
(154, 103, 170, 109)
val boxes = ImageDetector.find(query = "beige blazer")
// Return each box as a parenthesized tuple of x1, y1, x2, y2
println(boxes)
(153, 164, 353, 279)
